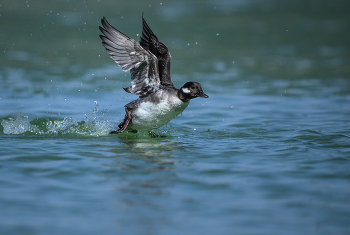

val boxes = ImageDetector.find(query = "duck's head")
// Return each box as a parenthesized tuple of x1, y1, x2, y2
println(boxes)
(178, 82, 209, 102)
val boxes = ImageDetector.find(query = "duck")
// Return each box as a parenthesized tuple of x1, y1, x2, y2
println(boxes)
(99, 14, 208, 133)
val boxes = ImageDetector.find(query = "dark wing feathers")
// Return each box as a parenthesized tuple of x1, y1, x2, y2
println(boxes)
(140, 14, 174, 86)
(140, 15, 158, 53)
(99, 17, 160, 96)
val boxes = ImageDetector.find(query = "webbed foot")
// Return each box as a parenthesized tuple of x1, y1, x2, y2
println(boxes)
(110, 107, 131, 134)
(148, 131, 167, 138)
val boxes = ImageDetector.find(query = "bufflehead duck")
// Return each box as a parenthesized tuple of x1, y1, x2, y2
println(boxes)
(99, 15, 208, 133)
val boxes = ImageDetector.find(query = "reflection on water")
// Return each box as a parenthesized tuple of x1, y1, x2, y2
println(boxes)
(121, 140, 180, 160)
(99, 137, 182, 203)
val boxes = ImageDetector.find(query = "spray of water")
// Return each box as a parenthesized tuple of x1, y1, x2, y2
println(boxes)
(1, 101, 117, 136)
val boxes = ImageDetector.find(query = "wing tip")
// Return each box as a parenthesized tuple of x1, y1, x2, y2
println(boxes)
(123, 87, 132, 93)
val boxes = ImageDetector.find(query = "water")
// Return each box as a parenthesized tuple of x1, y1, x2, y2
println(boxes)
(1, 0, 350, 234)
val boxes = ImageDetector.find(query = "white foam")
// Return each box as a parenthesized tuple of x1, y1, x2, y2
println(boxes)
(1, 114, 41, 134)
(1, 103, 117, 136)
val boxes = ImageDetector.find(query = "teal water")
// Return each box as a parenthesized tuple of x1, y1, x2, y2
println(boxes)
(1, 1, 350, 234)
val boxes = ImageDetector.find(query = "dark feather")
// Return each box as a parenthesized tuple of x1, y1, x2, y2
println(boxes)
(140, 14, 174, 87)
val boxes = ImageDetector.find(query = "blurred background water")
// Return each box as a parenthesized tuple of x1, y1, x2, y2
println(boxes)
(1, 0, 350, 234)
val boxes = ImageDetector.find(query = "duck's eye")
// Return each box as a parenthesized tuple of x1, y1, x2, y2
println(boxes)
(190, 85, 195, 89)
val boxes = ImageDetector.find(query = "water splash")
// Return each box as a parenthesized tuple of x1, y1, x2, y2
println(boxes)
(1, 113, 41, 135)
(1, 102, 117, 136)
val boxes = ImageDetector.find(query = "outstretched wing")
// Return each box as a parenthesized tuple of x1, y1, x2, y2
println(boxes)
(140, 14, 174, 87)
(99, 17, 160, 96)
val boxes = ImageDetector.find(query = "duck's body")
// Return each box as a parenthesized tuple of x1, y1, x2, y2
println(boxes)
(99, 15, 208, 133)
(125, 87, 189, 131)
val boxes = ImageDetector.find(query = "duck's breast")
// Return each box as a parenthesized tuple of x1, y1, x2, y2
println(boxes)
(130, 91, 189, 130)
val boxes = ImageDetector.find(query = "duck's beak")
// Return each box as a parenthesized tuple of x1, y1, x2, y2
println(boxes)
(197, 91, 209, 98)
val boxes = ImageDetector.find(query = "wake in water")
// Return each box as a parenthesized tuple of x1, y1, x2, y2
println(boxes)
(1, 102, 118, 136)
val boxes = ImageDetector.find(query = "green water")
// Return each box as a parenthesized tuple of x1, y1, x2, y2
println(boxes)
(1, 1, 350, 234)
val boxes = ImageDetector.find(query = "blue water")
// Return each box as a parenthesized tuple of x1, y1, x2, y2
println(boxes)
(1, 1, 350, 234)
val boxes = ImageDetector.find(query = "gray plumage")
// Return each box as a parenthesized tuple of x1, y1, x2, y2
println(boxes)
(99, 16, 160, 97)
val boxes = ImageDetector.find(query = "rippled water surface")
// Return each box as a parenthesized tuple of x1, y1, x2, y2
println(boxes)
(1, 1, 350, 234)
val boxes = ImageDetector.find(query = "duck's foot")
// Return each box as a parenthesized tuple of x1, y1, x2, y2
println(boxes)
(110, 107, 132, 134)
(148, 131, 158, 138)
(110, 129, 137, 135)
(148, 131, 167, 138)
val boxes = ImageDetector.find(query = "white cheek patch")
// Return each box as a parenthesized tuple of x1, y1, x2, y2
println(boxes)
(182, 88, 191, 93)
